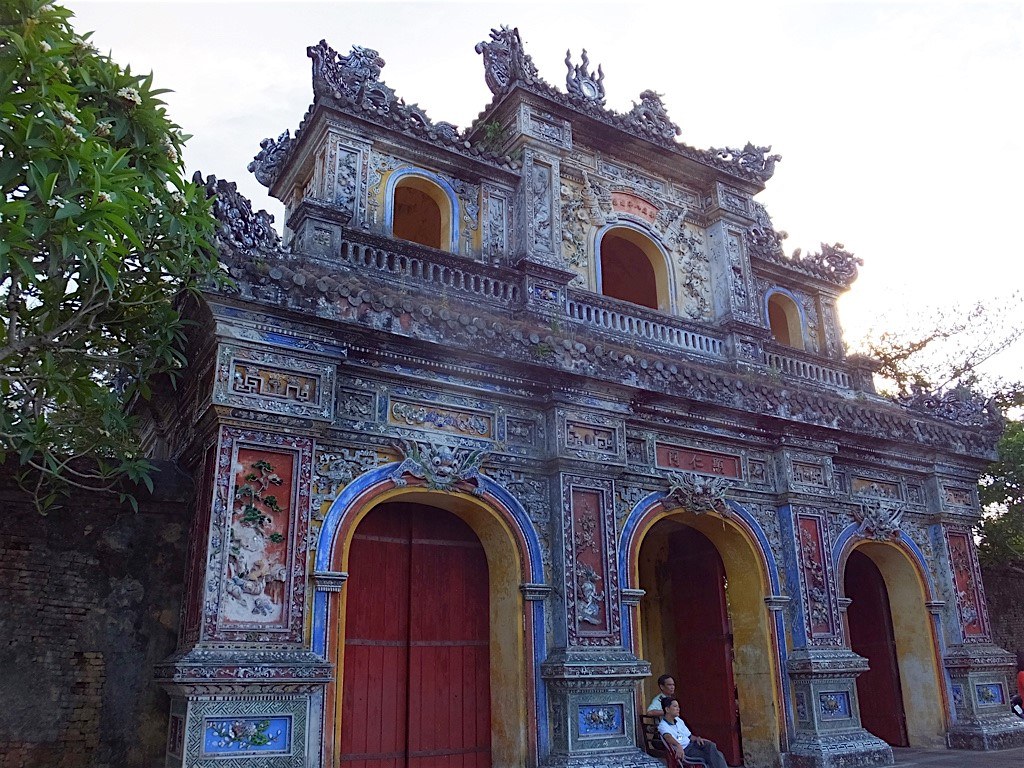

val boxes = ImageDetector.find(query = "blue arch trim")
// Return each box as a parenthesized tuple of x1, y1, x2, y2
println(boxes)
(593, 222, 676, 311)
(384, 167, 461, 252)
(310, 463, 549, 756)
(831, 523, 935, 598)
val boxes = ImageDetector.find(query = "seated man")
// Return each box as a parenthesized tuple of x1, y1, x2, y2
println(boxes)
(657, 696, 728, 768)
(646, 673, 677, 716)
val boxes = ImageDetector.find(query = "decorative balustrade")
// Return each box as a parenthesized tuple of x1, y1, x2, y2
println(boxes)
(564, 292, 726, 359)
(336, 231, 520, 305)
(764, 347, 851, 389)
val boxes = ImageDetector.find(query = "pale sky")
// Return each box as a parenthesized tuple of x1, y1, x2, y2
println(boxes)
(68, 1, 1024, 381)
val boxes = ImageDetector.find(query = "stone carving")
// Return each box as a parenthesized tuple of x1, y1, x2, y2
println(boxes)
(389, 399, 493, 438)
(390, 439, 487, 495)
(307, 40, 461, 145)
(531, 162, 553, 251)
(196, 173, 285, 262)
(673, 224, 711, 319)
(311, 447, 381, 518)
(663, 470, 731, 515)
(233, 364, 316, 403)
(797, 520, 833, 637)
(803, 243, 862, 285)
(897, 384, 1003, 433)
(709, 142, 781, 183)
(565, 49, 605, 105)
(248, 130, 292, 188)
(625, 90, 680, 142)
(560, 180, 589, 269)
(475, 26, 541, 95)
(576, 563, 605, 625)
(853, 498, 904, 541)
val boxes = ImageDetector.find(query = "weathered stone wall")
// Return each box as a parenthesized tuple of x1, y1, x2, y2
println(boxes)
(0, 464, 191, 768)
(984, 565, 1024, 659)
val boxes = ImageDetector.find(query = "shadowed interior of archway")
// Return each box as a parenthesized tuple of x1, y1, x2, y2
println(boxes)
(636, 512, 780, 767)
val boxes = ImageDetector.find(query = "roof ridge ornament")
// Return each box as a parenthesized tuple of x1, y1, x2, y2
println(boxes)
(625, 90, 680, 142)
(307, 39, 386, 102)
(709, 142, 781, 183)
(897, 384, 1004, 433)
(248, 130, 292, 188)
(475, 26, 543, 95)
(565, 49, 605, 106)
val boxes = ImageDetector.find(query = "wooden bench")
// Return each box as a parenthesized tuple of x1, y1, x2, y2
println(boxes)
(639, 714, 707, 766)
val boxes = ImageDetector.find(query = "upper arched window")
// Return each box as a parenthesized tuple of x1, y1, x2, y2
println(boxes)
(597, 227, 671, 312)
(387, 173, 457, 252)
(766, 291, 804, 349)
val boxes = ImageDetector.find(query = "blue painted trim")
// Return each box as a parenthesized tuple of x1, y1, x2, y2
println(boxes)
(593, 222, 676, 312)
(831, 524, 936, 599)
(383, 168, 460, 252)
(311, 463, 549, 756)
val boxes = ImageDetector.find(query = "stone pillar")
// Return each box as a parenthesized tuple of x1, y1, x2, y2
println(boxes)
(779, 504, 892, 767)
(935, 518, 1024, 749)
(540, 404, 659, 768)
(155, 319, 344, 766)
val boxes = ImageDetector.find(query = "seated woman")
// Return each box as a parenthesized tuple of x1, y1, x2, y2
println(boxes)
(657, 696, 728, 768)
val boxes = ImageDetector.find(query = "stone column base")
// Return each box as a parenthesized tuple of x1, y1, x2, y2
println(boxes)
(783, 732, 893, 768)
(946, 719, 1024, 750)
(541, 747, 663, 768)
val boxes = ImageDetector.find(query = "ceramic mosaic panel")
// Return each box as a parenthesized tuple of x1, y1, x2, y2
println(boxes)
(974, 683, 1005, 707)
(577, 704, 625, 737)
(183, 697, 308, 768)
(818, 691, 851, 720)
(202, 716, 292, 756)
(388, 396, 494, 438)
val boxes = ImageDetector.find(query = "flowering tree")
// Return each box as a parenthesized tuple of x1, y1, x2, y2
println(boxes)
(0, 1, 223, 509)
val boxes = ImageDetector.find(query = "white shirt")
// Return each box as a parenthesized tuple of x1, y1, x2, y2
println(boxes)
(658, 716, 692, 750)
(647, 693, 670, 712)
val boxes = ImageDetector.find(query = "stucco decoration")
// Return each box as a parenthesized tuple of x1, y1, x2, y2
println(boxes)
(306, 40, 461, 144)
(389, 438, 488, 495)
(897, 384, 1004, 433)
(560, 179, 590, 270)
(197, 173, 286, 262)
(663, 470, 731, 515)
(248, 130, 292, 188)
(853, 498, 904, 541)
(565, 49, 605, 106)
(625, 91, 680, 142)
(475, 26, 542, 95)
(709, 142, 781, 184)
(671, 224, 710, 320)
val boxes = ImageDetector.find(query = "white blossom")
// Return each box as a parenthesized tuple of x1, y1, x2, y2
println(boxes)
(47, 196, 66, 209)
(55, 104, 79, 126)
(97, 192, 113, 204)
(95, 121, 111, 138)
(147, 193, 161, 207)
(40, 40, 52, 53)
(116, 87, 142, 107)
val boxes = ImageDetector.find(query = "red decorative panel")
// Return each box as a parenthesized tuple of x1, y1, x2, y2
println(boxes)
(945, 528, 991, 641)
(563, 476, 620, 645)
(203, 427, 313, 643)
(655, 443, 742, 479)
(610, 192, 659, 223)
(796, 513, 836, 638)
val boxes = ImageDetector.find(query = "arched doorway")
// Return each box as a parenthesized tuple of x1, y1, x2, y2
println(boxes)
(316, 479, 538, 768)
(633, 509, 781, 767)
(388, 173, 456, 252)
(597, 226, 671, 311)
(766, 291, 804, 349)
(840, 541, 946, 748)
(845, 549, 907, 747)
(340, 501, 490, 767)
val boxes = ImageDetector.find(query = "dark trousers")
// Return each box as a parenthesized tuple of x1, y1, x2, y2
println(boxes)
(684, 739, 728, 768)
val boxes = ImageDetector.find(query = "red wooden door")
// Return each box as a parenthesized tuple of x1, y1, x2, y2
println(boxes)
(845, 550, 908, 747)
(340, 502, 491, 768)
(669, 527, 743, 766)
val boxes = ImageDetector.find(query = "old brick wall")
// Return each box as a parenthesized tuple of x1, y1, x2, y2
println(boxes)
(0, 464, 191, 768)
(984, 565, 1024, 660)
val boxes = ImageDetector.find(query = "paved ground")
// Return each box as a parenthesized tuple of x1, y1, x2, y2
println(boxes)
(892, 746, 1024, 766)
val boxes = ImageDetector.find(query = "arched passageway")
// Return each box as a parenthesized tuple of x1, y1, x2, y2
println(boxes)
(319, 483, 535, 768)
(632, 510, 782, 767)
(840, 541, 946, 748)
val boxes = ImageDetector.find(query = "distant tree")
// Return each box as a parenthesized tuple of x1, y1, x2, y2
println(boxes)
(0, 0, 223, 510)
(859, 302, 1024, 569)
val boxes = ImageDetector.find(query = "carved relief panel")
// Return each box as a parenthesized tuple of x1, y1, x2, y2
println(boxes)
(522, 149, 562, 264)
(789, 508, 841, 645)
(214, 343, 336, 421)
(945, 527, 991, 642)
(556, 409, 626, 465)
(202, 428, 314, 644)
(562, 475, 620, 646)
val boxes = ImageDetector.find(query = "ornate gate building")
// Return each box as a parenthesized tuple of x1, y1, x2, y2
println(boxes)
(152, 27, 1024, 768)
